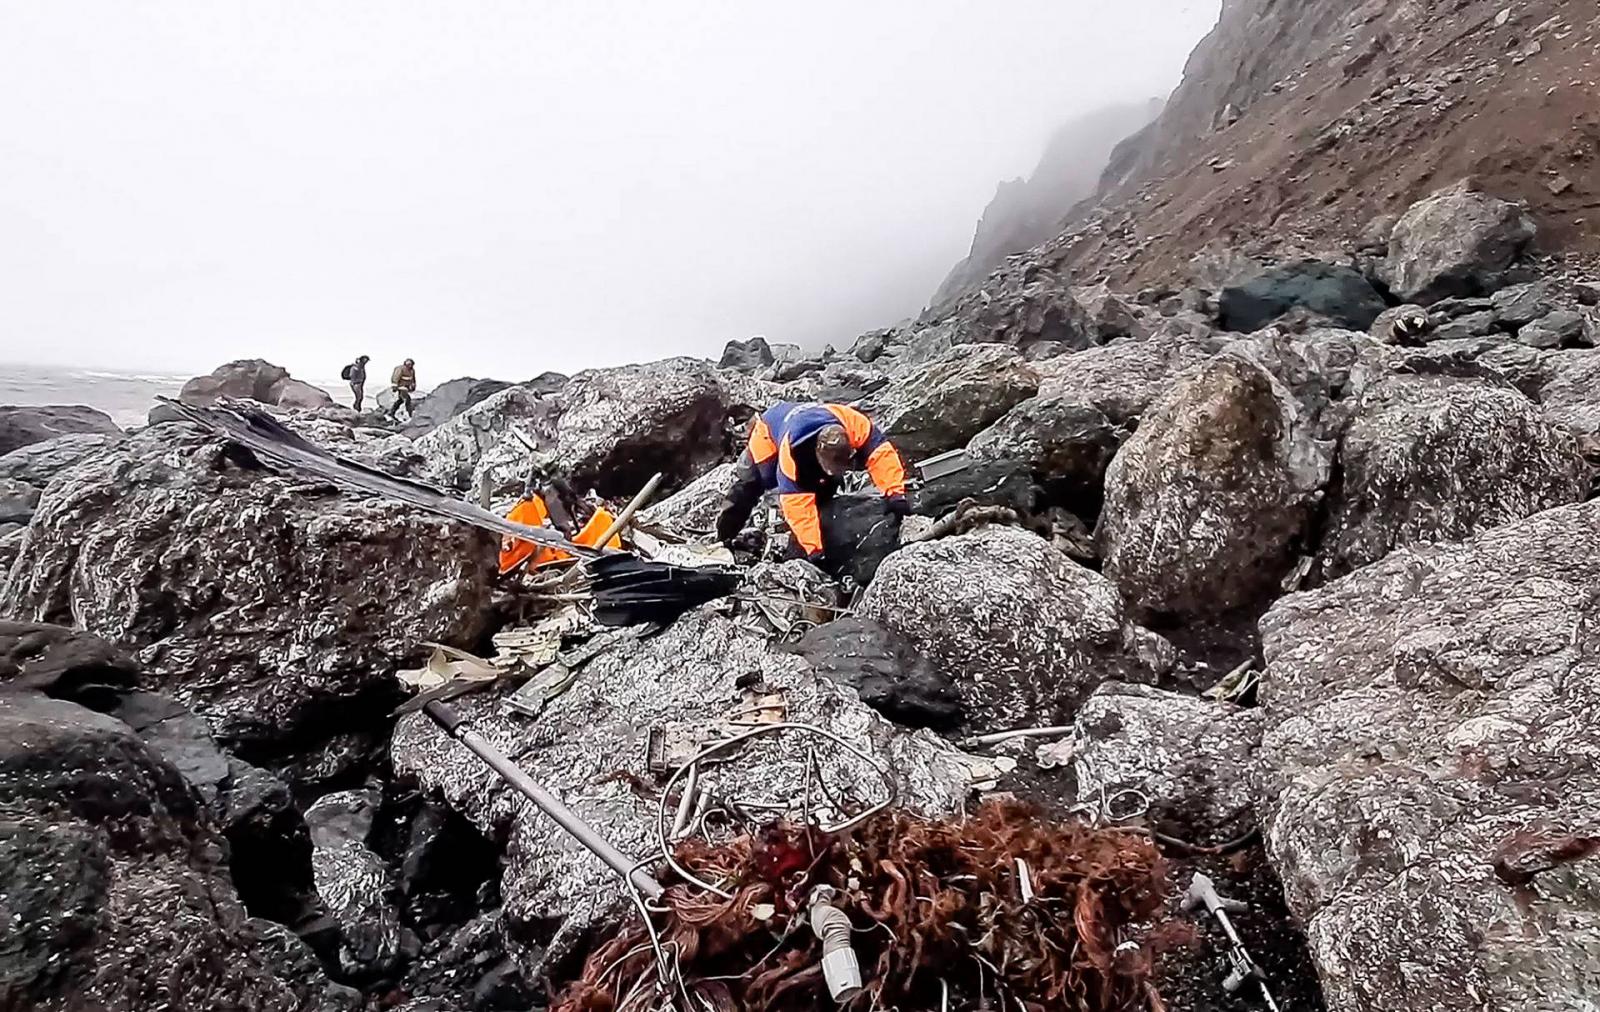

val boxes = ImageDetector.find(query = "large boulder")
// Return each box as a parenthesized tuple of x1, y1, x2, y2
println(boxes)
(857, 526, 1171, 732)
(781, 616, 962, 729)
(409, 385, 563, 492)
(870, 344, 1039, 463)
(1068, 682, 1264, 842)
(1256, 501, 1600, 1011)
(933, 260, 1095, 351)
(718, 336, 776, 371)
(1320, 372, 1588, 579)
(274, 378, 337, 411)
(965, 394, 1124, 514)
(1030, 334, 1218, 426)
(635, 461, 740, 536)
(179, 359, 289, 405)
(1219, 260, 1387, 333)
(0, 405, 120, 457)
(391, 608, 982, 973)
(1379, 181, 1537, 303)
(0, 690, 343, 1011)
(0, 432, 124, 487)
(1538, 348, 1600, 436)
(401, 377, 515, 436)
(1072, 282, 1150, 341)
(552, 357, 740, 497)
(1098, 352, 1331, 621)
(0, 426, 496, 748)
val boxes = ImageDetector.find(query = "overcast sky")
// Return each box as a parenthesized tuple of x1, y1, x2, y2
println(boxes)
(0, 2, 1218, 382)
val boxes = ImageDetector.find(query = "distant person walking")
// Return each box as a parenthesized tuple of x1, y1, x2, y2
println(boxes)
(388, 358, 417, 420)
(341, 355, 371, 411)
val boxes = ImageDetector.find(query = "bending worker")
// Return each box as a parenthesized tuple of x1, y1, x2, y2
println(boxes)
(716, 401, 909, 565)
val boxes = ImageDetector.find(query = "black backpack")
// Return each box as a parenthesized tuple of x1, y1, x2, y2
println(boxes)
(340, 363, 354, 381)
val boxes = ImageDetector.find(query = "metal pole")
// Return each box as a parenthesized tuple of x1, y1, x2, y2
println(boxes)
(423, 699, 665, 899)
(593, 471, 665, 552)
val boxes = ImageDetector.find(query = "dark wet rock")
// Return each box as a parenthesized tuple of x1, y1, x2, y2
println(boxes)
(1392, 337, 1551, 399)
(306, 788, 404, 977)
(1219, 260, 1386, 333)
(1538, 348, 1600, 436)
(1378, 181, 1537, 303)
(1099, 351, 1330, 621)
(402, 377, 514, 436)
(813, 358, 890, 402)
(1491, 279, 1563, 328)
(392, 607, 979, 976)
(179, 358, 335, 410)
(398, 909, 531, 1011)
(108, 691, 232, 803)
(718, 336, 776, 371)
(966, 394, 1123, 514)
(1426, 309, 1500, 343)
(0, 525, 22, 572)
(0, 691, 342, 1011)
(1257, 500, 1600, 1012)
(0, 620, 139, 698)
(931, 261, 1096, 352)
(0, 426, 496, 748)
(858, 526, 1171, 733)
(1068, 682, 1263, 842)
(0, 432, 123, 488)
(850, 328, 894, 363)
(1030, 334, 1218, 427)
(1320, 373, 1587, 579)
(819, 492, 903, 586)
(782, 615, 962, 729)
(1518, 309, 1588, 350)
(0, 404, 120, 457)
(250, 919, 364, 1010)
(870, 344, 1039, 463)
(553, 357, 741, 497)
(910, 455, 1036, 519)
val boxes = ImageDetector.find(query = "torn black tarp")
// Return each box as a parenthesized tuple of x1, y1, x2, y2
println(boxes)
(161, 398, 588, 555)
(588, 554, 741, 626)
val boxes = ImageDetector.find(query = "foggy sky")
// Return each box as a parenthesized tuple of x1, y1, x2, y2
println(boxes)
(0, 2, 1218, 382)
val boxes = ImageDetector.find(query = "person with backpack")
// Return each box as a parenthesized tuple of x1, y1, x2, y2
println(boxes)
(341, 355, 371, 411)
(388, 358, 418, 420)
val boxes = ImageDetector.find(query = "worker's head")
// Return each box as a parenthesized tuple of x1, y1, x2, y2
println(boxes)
(404, 358, 415, 367)
(357, 355, 370, 364)
(814, 425, 853, 476)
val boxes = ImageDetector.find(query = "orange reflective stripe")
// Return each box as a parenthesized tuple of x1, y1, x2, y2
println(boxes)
(778, 435, 799, 483)
(865, 442, 907, 497)
(825, 404, 874, 449)
(748, 417, 778, 464)
(779, 492, 824, 555)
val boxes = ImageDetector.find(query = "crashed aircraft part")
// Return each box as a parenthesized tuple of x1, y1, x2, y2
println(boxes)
(161, 398, 588, 554)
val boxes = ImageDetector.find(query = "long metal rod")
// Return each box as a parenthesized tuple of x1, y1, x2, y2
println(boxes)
(593, 471, 665, 552)
(424, 699, 665, 899)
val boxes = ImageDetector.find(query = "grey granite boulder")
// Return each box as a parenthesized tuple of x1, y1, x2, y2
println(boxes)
(1379, 181, 1536, 303)
(0, 404, 120, 457)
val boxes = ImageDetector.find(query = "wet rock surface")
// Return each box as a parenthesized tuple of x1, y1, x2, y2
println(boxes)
(1379, 181, 1537, 303)
(1220, 260, 1387, 334)
(1319, 371, 1587, 579)
(1258, 501, 1600, 1011)
(869, 343, 1040, 463)
(392, 607, 980, 975)
(0, 404, 120, 457)
(0, 431, 124, 487)
(859, 526, 1170, 733)
(402, 377, 516, 436)
(179, 358, 336, 410)
(1, 425, 496, 748)
(1099, 352, 1330, 622)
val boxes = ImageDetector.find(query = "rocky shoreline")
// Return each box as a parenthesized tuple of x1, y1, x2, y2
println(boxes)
(4, 168, 1599, 1011)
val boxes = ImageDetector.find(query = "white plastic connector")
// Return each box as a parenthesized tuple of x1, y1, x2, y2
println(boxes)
(808, 885, 864, 1002)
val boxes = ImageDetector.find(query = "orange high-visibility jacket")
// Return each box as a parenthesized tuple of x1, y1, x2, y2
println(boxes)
(745, 402, 906, 556)
(498, 498, 621, 573)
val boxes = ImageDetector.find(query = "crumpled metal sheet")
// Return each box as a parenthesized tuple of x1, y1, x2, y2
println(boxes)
(392, 605, 986, 977)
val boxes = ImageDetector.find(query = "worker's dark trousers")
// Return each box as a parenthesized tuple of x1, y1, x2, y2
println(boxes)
(351, 381, 365, 412)
(389, 388, 413, 419)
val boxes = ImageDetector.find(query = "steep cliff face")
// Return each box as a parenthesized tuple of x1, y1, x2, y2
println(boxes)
(1056, 0, 1600, 287)
(931, 99, 1163, 307)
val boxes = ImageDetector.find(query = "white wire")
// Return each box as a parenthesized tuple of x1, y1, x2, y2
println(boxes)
(655, 721, 899, 899)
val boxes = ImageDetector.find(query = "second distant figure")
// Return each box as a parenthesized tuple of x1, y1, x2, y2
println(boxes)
(342, 354, 370, 412)
(388, 358, 417, 420)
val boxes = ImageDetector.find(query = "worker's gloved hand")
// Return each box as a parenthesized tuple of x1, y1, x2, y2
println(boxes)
(883, 494, 912, 517)
(714, 506, 743, 545)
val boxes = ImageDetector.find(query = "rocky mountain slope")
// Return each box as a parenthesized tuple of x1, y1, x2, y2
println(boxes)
(4, 3, 1600, 1011)
(932, 98, 1164, 305)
